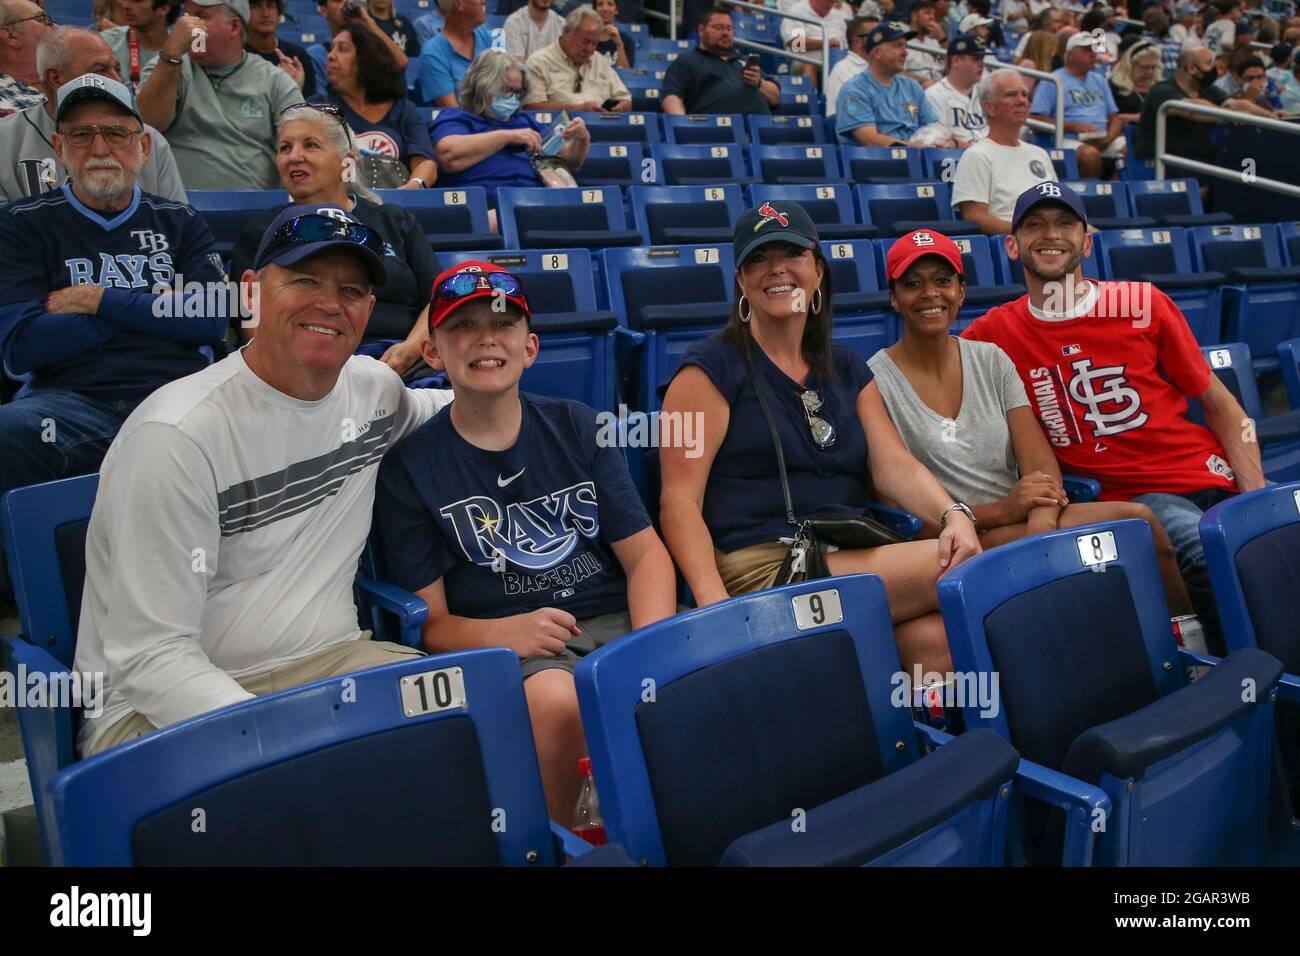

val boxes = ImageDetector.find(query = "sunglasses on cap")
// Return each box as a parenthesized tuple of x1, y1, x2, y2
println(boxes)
(435, 271, 525, 302)
(272, 214, 383, 254)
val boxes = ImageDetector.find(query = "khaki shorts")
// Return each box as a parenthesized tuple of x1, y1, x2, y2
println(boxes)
(715, 541, 791, 596)
(85, 633, 423, 757)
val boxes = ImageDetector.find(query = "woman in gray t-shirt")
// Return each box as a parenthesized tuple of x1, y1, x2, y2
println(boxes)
(862, 230, 1193, 616)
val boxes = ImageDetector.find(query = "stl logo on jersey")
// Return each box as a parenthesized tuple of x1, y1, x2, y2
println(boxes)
(1028, 357, 1148, 448)
(439, 482, 601, 572)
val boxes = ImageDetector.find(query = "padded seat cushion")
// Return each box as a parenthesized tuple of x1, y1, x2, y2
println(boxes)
(720, 728, 1019, 866)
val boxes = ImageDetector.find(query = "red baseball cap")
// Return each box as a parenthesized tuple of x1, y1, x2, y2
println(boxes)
(885, 230, 965, 281)
(428, 261, 532, 330)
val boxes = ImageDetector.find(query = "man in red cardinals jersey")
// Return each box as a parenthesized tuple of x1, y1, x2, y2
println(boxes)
(962, 181, 1264, 605)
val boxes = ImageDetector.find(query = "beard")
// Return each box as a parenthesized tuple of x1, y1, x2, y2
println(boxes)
(1020, 243, 1083, 282)
(76, 162, 132, 205)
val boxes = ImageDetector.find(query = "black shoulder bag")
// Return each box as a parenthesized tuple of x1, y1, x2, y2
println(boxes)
(742, 339, 906, 586)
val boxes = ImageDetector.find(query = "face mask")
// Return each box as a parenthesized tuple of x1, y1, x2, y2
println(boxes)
(490, 93, 521, 121)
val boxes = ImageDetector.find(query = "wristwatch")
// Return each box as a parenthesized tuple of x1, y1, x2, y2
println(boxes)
(939, 502, 976, 531)
(158, 51, 184, 66)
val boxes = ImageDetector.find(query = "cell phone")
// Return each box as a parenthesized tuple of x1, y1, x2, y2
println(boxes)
(600, 97, 620, 110)
(745, 54, 762, 69)
(342, 0, 363, 17)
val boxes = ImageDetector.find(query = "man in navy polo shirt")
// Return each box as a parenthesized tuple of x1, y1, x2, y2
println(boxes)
(835, 19, 956, 146)
(662, 5, 780, 115)
(374, 262, 676, 823)
(0, 73, 226, 505)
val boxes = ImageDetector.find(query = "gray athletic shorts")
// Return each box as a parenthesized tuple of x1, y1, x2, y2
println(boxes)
(520, 610, 633, 679)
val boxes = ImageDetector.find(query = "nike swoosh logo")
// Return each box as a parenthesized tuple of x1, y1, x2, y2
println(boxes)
(497, 468, 525, 488)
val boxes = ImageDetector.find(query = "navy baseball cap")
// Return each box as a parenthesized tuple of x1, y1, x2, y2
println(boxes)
(1011, 181, 1089, 231)
(948, 32, 988, 56)
(734, 201, 819, 264)
(253, 205, 388, 286)
(865, 20, 917, 52)
(55, 74, 140, 123)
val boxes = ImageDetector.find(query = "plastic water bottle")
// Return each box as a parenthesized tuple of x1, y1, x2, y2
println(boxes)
(572, 757, 606, 846)
(1267, 78, 1284, 111)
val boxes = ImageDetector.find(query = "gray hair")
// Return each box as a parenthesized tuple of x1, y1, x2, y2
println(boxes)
(458, 48, 525, 116)
(36, 26, 106, 80)
(276, 104, 378, 203)
(978, 68, 1025, 106)
(563, 4, 601, 32)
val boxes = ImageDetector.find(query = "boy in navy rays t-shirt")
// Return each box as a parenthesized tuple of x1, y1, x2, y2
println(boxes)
(374, 261, 677, 823)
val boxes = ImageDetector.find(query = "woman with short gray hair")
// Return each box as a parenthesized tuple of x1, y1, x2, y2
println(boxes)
(430, 47, 589, 207)
(230, 103, 441, 376)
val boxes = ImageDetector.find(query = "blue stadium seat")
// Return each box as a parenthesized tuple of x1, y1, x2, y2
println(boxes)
(628, 184, 745, 246)
(1120, 124, 1156, 181)
(854, 183, 982, 238)
(748, 184, 879, 241)
(662, 113, 747, 145)
(1199, 482, 1300, 862)
(647, 143, 754, 186)
(1045, 147, 1080, 181)
(1194, 344, 1300, 480)
(1090, 227, 1225, 344)
(496, 187, 643, 249)
(0, 474, 435, 860)
(616, 70, 666, 112)
(39, 647, 613, 865)
(920, 147, 966, 185)
(436, 248, 626, 412)
(747, 143, 843, 185)
(1190, 224, 1300, 373)
(1061, 181, 1155, 230)
(940, 518, 1284, 865)
(188, 189, 289, 257)
(1282, 336, 1300, 409)
(601, 243, 735, 411)
(574, 575, 1027, 866)
(819, 239, 894, 361)
(576, 142, 649, 188)
(573, 111, 664, 144)
(372, 187, 500, 252)
(747, 114, 827, 146)
(839, 146, 925, 185)
(776, 90, 822, 116)
(927, 235, 1026, 328)
(1127, 178, 1233, 227)
(637, 36, 692, 55)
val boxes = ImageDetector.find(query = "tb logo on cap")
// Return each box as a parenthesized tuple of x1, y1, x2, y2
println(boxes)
(1036, 182, 1062, 198)
(754, 202, 789, 230)
(80, 75, 107, 89)
(912, 231, 935, 247)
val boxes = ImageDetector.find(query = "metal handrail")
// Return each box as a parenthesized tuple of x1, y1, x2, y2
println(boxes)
(1155, 98, 1300, 196)
(723, 0, 831, 79)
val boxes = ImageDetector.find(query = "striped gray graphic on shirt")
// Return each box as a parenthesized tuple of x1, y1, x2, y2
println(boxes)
(217, 414, 396, 537)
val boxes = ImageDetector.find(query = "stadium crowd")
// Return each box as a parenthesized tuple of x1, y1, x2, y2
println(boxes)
(0, 0, 1292, 826)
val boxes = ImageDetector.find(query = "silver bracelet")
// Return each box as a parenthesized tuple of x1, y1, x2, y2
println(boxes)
(939, 502, 976, 531)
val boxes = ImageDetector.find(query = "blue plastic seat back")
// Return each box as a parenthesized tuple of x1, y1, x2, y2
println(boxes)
(1282, 337, 1300, 407)
(921, 147, 965, 184)
(856, 183, 954, 230)
(1192, 225, 1300, 361)
(748, 144, 840, 184)
(1093, 227, 1221, 342)
(188, 189, 289, 251)
(1129, 178, 1203, 219)
(574, 575, 929, 867)
(1234, 519, 1300, 676)
(1196, 343, 1264, 422)
(1046, 147, 1080, 180)
(750, 185, 859, 235)
(747, 114, 826, 145)
(573, 111, 664, 144)
(372, 186, 497, 250)
(663, 113, 746, 145)
(576, 143, 648, 187)
(628, 185, 745, 246)
(821, 239, 894, 360)
(1, 473, 100, 669)
(497, 186, 638, 249)
(841, 146, 923, 183)
(46, 649, 560, 866)
(648, 144, 747, 186)
(1063, 180, 1129, 219)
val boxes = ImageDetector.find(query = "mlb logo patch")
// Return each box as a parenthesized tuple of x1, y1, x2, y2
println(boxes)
(1062, 344, 1081, 355)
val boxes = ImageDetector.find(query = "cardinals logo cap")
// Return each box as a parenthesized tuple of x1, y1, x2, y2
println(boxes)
(886, 229, 965, 281)
(733, 201, 820, 265)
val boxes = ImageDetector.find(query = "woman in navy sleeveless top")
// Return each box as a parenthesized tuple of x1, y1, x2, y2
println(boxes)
(658, 202, 983, 674)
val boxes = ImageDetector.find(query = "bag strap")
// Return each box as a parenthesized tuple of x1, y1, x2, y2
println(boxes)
(741, 336, 798, 528)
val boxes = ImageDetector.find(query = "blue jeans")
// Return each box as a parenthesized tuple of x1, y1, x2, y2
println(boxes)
(1131, 489, 1236, 591)
(0, 387, 142, 502)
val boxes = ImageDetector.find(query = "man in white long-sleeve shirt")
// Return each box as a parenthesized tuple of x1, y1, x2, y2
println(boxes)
(75, 204, 454, 756)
